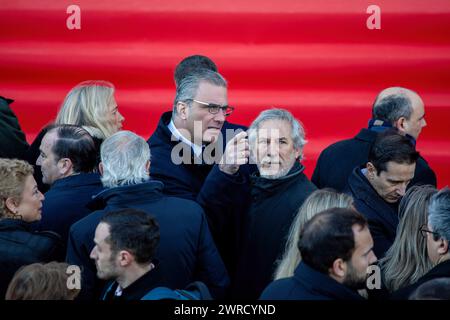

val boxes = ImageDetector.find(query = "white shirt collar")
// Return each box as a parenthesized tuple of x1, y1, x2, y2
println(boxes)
(168, 119, 203, 157)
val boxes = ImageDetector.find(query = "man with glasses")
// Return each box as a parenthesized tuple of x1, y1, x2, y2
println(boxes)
(391, 188, 450, 299)
(147, 68, 250, 281)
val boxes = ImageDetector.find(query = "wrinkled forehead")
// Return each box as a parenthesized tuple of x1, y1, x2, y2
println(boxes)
(253, 119, 292, 138)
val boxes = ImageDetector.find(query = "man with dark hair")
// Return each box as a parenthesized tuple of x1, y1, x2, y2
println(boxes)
(392, 188, 450, 299)
(90, 209, 161, 300)
(174, 55, 218, 87)
(260, 208, 377, 300)
(347, 131, 420, 258)
(312, 87, 436, 191)
(0, 96, 29, 160)
(35, 125, 104, 243)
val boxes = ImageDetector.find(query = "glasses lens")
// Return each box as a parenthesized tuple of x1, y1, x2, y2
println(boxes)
(224, 106, 234, 116)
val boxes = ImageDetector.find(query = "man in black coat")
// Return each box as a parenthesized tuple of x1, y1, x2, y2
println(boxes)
(221, 109, 316, 299)
(34, 125, 104, 244)
(347, 131, 420, 258)
(67, 131, 229, 300)
(147, 68, 252, 277)
(0, 96, 29, 160)
(260, 208, 377, 300)
(391, 188, 450, 299)
(91, 209, 163, 301)
(312, 87, 436, 191)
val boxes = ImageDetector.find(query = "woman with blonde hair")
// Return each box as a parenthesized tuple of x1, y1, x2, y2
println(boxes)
(27, 80, 124, 191)
(55, 80, 124, 139)
(6, 262, 80, 300)
(378, 185, 437, 293)
(274, 188, 354, 280)
(0, 158, 63, 298)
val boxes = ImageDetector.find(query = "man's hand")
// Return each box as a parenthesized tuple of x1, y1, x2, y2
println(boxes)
(219, 131, 249, 175)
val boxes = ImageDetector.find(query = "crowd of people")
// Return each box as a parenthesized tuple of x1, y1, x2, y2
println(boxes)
(0, 55, 448, 300)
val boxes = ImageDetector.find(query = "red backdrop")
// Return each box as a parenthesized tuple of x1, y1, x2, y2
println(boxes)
(1, 0, 449, 186)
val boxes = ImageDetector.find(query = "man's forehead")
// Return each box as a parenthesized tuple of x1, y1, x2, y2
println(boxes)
(42, 130, 58, 147)
(95, 223, 110, 241)
(257, 120, 291, 135)
(384, 161, 416, 176)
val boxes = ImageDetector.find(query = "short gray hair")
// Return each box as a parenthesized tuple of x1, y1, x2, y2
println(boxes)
(428, 187, 450, 241)
(248, 108, 307, 152)
(100, 131, 150, 188)
(173, 69, 227, 115)
(372, 94, 413, 124)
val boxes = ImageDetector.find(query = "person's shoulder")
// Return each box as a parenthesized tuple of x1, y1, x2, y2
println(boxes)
(69, 210, 103, 236)
(259, 277, 299, 300)
(161, 195, 204, 215)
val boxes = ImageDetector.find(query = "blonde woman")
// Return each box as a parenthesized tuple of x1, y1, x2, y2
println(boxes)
(274, 189, 353, 280)
(27, 80, 124, 191)
(0, 158, 63, 298)
(55, 80, 124, 140)
(378, 185, 437, 293)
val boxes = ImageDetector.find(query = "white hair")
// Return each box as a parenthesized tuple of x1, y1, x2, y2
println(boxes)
(100, 131, 150, 188)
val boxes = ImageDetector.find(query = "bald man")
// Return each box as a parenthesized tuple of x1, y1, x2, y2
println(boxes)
(312, 87, 436, 191)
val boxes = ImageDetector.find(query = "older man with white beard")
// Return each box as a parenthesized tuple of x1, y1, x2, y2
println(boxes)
(224, 108, 317, 300)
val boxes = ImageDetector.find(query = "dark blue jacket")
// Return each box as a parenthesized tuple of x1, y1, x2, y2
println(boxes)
(260, 262, 365, 300)
(66, 180, 229, 300)
(312, 128, 436, 191)
(0, 219, 63, 298)
(35, 173, 104, 244)
(233, 162, 317, 299)
(390, 259, 450, 300)
(347, 167, 399, 258)
(147, 111, 253, 278)
(147, 111, 249, 201)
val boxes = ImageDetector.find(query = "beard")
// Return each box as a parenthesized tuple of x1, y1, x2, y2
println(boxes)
(342, 263, 368, 290)
(257, 154, 297, 180)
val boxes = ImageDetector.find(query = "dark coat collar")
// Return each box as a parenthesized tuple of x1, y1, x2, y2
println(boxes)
(88, 180, 164, 210)
(348, 166, 399, 229)
(50, 173, 102, 189)
(103, 262, 162, 300)
(250, 161, 305, 195)
(0, 218, 31, 232)
(294, 262, 364, 300)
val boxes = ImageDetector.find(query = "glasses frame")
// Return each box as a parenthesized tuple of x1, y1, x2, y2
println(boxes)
(188, 99, 234, 116)
(419, 225, 440, 239)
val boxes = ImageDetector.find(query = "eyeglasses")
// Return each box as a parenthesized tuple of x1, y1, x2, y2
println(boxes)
(188, 99, 234, 116)
(419, 225, 440, 239)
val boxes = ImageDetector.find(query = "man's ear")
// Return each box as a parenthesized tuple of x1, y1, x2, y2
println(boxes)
(58, 158, 73, 176)
(145, 160, 150, 175)
(394, 117, 408, 134)
(5, 197, 19, 214)
(118, 250, 134, 267)
(294, 147, 303, 160)
(366, 162, 377, 179)
(437, 238, 449, 256)
(176, 101, 189, 120)
(329, 258, 347, 279)
(99, 162, 104, 176)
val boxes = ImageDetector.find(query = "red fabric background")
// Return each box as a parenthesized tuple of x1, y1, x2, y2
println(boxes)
(1, 0, 449, 186)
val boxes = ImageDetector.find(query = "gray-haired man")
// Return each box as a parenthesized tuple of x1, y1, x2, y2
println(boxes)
(67, 130, 229, 300)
